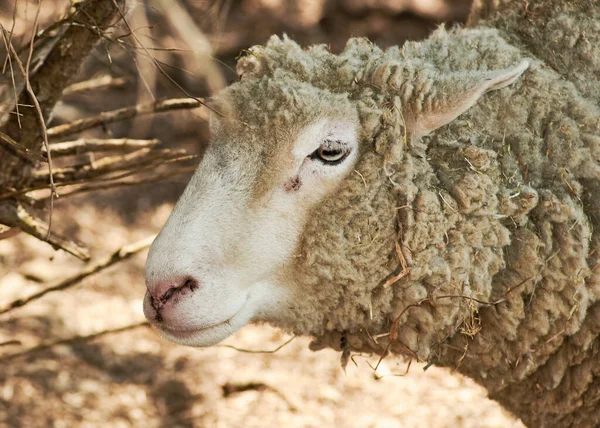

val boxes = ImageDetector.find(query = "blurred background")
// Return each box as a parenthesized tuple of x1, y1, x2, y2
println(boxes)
(0, 1, 524, 426)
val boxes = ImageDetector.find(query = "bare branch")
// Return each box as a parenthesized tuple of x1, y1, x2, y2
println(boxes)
(0, 201, 89, 260)
(31, 148, 190, 185)
(0, 25, 21, 129)
(63, 75, 128, 96)
(1, 0, 17, 73)
(2, 3, 58, 239)
(0, 225, 20, 240)
(0, 130, 46, 163)
(0, 235, 155, 315)
(47, 98, 206, 140)
(0, 322, 149, 362)
(0, 153, 196, 200)
(47, 138, 160, 157)
(43, 165, 197, 199)
(0, 0, 124, 189)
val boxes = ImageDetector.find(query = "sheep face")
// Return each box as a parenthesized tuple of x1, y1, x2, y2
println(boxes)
(144, 75, 362, 346)
(144, 34, 530, 348)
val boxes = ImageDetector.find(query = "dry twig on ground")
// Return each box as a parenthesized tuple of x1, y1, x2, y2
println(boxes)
(221, 381, 298, 411)
(0, 235, 156, 315)
(0, 322, 150, 362)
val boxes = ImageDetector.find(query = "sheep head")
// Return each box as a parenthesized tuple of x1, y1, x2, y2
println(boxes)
(143, 32, 529, 352)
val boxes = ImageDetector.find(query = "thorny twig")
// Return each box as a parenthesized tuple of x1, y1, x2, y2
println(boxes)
(26, 3, 57, 236)
(125, 4, 157, 141)
(0, 322, 149, 362)
(0, 235, 155, 315)
(364, 336, 419, 374)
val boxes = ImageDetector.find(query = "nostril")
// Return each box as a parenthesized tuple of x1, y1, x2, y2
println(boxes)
(183, 278, 199, 291)
(147, 277, 199, 324)
(162, 287, 176, 302)
(156, 277, 200, 303)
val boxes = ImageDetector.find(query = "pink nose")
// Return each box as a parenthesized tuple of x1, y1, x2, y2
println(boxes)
(147, 277, 199, 313)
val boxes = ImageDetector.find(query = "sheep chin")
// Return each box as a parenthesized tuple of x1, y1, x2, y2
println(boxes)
(151, 296, 254, 347)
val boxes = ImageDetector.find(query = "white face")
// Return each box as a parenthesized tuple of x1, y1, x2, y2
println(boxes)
(144, 117, 360, 346)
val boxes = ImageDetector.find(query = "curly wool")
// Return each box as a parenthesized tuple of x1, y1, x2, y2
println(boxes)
(224, 1, 600, 426)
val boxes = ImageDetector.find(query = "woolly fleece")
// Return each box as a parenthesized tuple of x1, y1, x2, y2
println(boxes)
(214, 0, 600, 426)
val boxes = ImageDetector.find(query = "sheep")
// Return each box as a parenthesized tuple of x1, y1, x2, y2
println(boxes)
(143, 0, 600, 426)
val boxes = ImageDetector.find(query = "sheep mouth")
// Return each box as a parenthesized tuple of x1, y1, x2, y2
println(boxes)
(149, 293, 252, 347)
(154, 315, 238, 346)
(158, 318, 232, 340)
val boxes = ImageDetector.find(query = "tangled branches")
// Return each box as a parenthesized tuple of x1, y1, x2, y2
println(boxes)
(0, 0, 212, 259)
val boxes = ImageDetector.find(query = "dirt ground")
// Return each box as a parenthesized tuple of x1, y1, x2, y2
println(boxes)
(0, 1, 526, 427)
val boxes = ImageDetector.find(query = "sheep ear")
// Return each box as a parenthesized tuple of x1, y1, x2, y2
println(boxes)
(405, 61, 529, 138)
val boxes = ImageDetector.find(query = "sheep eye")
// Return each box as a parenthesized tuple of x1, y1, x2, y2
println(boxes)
(310, 140, 350, 165)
